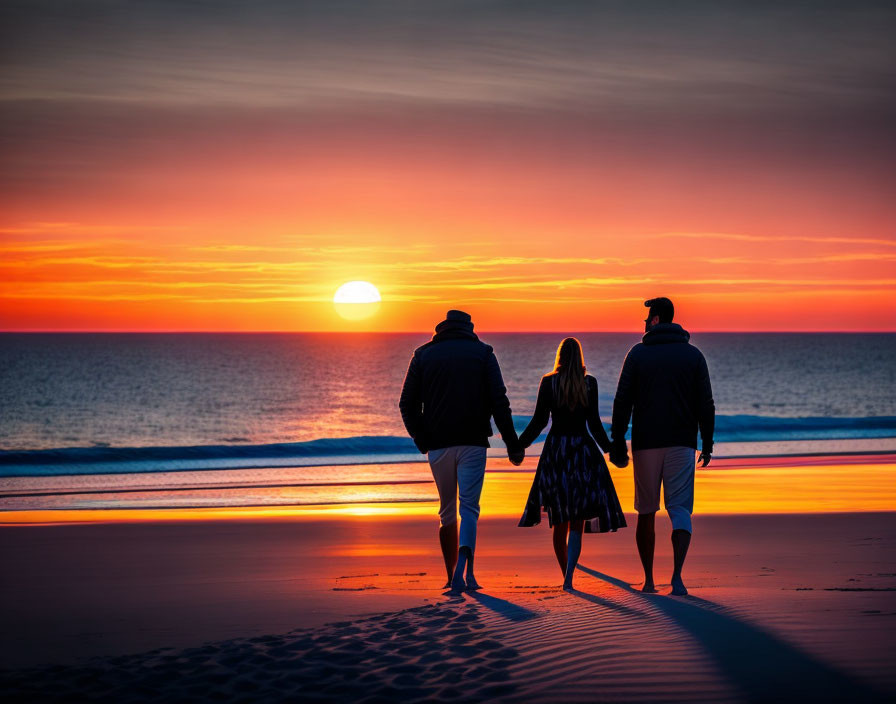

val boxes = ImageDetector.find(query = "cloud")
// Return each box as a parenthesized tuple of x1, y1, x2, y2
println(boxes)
(659, 232, 896, 248)
(2, 1, 893, 121)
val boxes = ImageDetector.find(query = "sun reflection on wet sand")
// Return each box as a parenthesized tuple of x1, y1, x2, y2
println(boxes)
(2, 456, 894, 525)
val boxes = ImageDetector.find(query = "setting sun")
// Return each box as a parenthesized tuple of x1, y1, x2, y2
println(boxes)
(333, 281, 382, 321)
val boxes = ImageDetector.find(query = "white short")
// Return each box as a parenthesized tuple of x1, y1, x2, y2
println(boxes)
(633, 446, 696, 533)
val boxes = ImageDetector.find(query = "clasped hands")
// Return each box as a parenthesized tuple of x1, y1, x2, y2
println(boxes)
(608, 441, 629, 468)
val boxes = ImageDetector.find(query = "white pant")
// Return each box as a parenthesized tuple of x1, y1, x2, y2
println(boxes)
(427, 445, 487, 551)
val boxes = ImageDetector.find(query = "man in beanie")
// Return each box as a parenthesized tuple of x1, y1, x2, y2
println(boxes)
(400, 310, 524, 593)
(610, 297, 715, 596)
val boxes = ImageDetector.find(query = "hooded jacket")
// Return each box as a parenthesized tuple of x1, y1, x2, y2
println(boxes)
(610, 323, 715, 453)
(398, 320, 519, 453)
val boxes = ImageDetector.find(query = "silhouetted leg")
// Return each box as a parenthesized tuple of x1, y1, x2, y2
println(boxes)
(428, 447, 459, 590)
(563, 521, 584, 590)
(439, 522, 458, 587)
(553, 522, 570, 576)
(445, 446, 486, 593)
(663, 446, 695, 596)
(451, 546, 471, 592)
(670, 529, 691, 596)
(455, 447, 486, 591)
(632, 448, 662, 593)
(464, 546, 481, 590)
(636, 512, 658, 592)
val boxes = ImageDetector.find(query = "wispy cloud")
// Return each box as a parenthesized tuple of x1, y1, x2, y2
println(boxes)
(2, 2, 892, 119)
(659, 232, 896, 248)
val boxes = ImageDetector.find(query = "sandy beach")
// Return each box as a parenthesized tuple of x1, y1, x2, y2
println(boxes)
(2, 455, 895, 702)
(4, 0, 895, 699)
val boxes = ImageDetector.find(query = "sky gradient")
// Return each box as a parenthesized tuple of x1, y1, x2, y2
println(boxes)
(2, 1, 895, 331)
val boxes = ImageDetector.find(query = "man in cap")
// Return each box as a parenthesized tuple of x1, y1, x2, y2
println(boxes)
(610, 297, 715, 595)
(400, 310, 524, 593)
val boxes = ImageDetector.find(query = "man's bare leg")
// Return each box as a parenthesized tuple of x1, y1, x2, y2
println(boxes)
(439, 523, 458, 588)
(552, 522, 570, 577)
(670, 529, 691, 596)
(636, 512, 658, 593)
(464, 547, 481, 590)
(451, 546, 472, 592)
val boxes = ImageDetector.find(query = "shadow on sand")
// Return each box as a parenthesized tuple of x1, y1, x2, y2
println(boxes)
(577, 564, 887, 704)
(565, 587, 646, 619)
(465, 590, 539, 622)
(0, 601, 524, 703)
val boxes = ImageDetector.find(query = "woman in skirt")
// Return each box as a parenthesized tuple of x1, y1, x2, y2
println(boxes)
(518, 337, 626, 589)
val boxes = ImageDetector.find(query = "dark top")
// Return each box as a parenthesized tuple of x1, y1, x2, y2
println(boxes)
(610, 323, 715, 453)
(398, 323, 520, 453)
(519, 373, 612, 452)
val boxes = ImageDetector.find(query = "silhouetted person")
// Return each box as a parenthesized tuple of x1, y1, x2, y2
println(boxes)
(518, 338, 626, 590)
(399, 310, 524, 593)
(610, 298, 714, 595)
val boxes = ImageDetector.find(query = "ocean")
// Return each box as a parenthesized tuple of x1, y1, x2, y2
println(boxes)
(2, 333, 895, 512)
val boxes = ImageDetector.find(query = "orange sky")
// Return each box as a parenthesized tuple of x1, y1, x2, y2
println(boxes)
(2, 3, 894, 332)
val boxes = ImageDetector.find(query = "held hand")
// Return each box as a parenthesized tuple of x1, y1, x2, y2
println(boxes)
(698, 451, 712, 468)
(508, 447, 525, 466)
(609, 444, 629, 469)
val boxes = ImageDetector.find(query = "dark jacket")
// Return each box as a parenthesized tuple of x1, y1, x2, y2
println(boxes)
(519, 373, 612, 452)
(398, 323, 520, 453)
(611, 323, 715, 453)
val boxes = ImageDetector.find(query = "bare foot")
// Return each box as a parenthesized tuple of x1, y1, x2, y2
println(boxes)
(446, 576, 466, 595)
(562, 581, 575, 591)
(641, 581, 658, 593)
(442, 580, 452, 590)
(670, 576, 688, 596)
(465, 575, 482, 591)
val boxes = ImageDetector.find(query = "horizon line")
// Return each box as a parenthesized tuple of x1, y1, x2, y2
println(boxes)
(2, 329, 896, 335)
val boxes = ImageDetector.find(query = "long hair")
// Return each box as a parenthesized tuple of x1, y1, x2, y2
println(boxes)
(551, 337, 588, 410)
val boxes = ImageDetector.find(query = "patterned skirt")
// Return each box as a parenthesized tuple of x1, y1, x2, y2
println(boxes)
(518, 432, 627, 533)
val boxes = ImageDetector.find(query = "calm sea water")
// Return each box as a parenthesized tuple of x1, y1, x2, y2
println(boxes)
(2, 332, 896, 452)
(1, 333, 895, 511)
